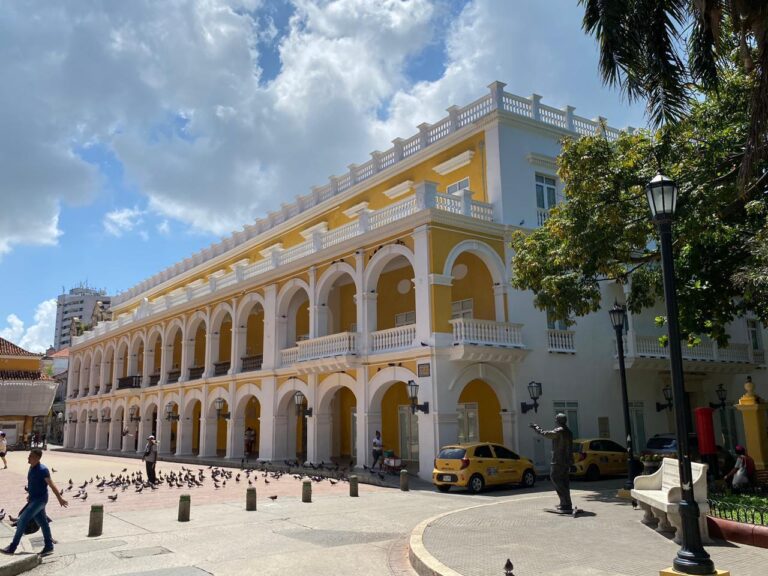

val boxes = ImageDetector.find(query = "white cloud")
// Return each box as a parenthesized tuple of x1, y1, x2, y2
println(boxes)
(0, 0, 645, 253)
(157, 220, 170, 235)
(0, 299, 57, 353)
(103, 207, 145, 237)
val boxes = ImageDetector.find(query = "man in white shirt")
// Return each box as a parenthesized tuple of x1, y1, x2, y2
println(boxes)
(371, 430, 383, 471)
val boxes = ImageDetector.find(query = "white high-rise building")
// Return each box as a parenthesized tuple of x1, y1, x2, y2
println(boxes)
(54, 286, 111, 351)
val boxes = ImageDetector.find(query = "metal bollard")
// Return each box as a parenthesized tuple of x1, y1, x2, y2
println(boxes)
(302, 479, 312, 503)
(349, 475, 359, 497)
(88, 504, 103, 537)
(246, 487, 257, 511)
(400, 469, 409, 491)
(178, 494, 191, 522)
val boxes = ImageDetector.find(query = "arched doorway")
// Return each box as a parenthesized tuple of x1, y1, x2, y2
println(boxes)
(178, 397, 202, 456)
(96, 406, 110, 450)
(274, 380, 309, 462)
(277, 282, 310, 367)
(237, 295, 265, 373)
(165, 324, 183, 383)
(159, 400, 179, 454)
(381, 382, 418, 468)
(232, 389, 261, 460)
(109, 405, 124, 451)
(202, 390, 229, 457)
(90, 350, 102, 395)
(316, 373, 358, 464)
(211, 308, 233, 376)
(147, 329, 163, 386)
(103, 345, 115, 392)
(186, 314, 207, 381)
(316, 265, 358, 337)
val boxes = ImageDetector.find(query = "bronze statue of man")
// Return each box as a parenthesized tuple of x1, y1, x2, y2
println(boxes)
(530, 413, 573, 512)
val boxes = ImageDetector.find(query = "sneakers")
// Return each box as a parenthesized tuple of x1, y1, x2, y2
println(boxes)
(40, 547, 54, 556)
(0, 546, 16, 555)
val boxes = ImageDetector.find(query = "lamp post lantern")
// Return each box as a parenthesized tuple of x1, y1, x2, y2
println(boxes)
(520, 381, 542, 414)
(293, 391, 313, 417)
(609, 302, 637, 492)
(646, 173, 714, 574)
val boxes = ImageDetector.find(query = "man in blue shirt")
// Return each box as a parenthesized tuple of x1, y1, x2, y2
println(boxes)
(1, 449, 68, 556)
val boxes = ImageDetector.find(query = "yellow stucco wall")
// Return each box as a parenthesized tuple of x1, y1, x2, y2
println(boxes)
(218, 318, 232, 363)
(458, 379, 502, 444)
(0, 356, 39, 371)
(245, 308, 264, 356)
(337, 386, 356, 457)
(375, 265, 416, 331)
(381, 382, 409, 455)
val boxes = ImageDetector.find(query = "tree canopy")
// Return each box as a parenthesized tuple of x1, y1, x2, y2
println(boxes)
(510, 69, 767, 345)
(579, 0, 768, 189)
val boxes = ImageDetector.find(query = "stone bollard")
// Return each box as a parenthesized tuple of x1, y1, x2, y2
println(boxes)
(302, 479, 312, 503)
(400, 469, 409, 491)
(88, 504, 103, 537)
(178, 494, 191, 522)
(246, 487, 257, 511)
(349, 475, 359, 497)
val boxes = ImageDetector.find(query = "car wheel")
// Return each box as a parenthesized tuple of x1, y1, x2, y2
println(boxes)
(436, 485, 451, 493)
(586, 464, 600, 482)
(521, 469, 536, 488)
(468, 474, 485, 493)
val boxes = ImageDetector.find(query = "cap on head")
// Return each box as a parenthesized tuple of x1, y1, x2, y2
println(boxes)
(0, 431, 5, 436)
(735, 444, 745, 455)
(555, 413, 567, 425)
(147, 435, 155, 440)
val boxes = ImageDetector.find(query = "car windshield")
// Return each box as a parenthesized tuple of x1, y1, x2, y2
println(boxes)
(647, 437, 676, 450)
(438, 448, 466, 459)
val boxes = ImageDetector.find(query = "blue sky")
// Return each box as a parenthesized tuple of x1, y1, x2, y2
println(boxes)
(0, 0, 647, 352)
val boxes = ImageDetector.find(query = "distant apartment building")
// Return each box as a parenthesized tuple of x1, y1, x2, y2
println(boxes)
(54, 286, 111, 350)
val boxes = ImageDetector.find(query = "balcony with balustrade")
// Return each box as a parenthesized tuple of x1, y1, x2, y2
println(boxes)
(547, 329, 576, 354)
(448, 318, 528, 363)
(281, 332, 360, 374)
(617, 331, 765, 373)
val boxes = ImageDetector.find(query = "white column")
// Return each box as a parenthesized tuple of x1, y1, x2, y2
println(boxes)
(262, 284, 279, 370)
(308, 266, 318, 338)
(364, 412, 383, 468)
(136, 413, 147, 454)
(94, 421, 105, 450)
(207, 334, 219, 377)
(159, 330, 169, 385)
(412, 222, 435, 345)
(108, 418, 121, 451)
(199, 417, 218, 458)
(83, 417, 94, 449)
(231, 327, 245, 374)
(158, 415, 171, 454)
(258, 376, 276, 461)
(501, 410, 517, 453)
(142, 347, 152, 386)
(493, 284, 508, 322)
(313, 413, 332, 463)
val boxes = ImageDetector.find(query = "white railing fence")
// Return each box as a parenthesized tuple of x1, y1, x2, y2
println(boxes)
(547, 329, 576, 353)
(450, 318, 524, 348)
(370, 325, 417, 353)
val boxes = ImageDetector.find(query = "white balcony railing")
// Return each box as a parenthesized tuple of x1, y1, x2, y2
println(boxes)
(280, 347, 299, 367)
(547, 329, 575, 353)
(450, 319, 524, 348)
(297, 332, 359, 362)
(537, 208, 550, 226)
(370, 325, 417, 353)
(624, 333, 761, 364)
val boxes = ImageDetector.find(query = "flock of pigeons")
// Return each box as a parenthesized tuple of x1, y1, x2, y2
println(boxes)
(44, 460, 385, 506)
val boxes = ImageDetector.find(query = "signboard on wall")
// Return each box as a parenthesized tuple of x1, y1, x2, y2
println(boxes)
(417, 363, 430, 378)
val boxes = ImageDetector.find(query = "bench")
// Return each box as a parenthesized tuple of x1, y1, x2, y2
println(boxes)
(631, 457, 712, 544)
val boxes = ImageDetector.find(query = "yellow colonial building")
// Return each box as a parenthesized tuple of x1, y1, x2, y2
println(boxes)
(1, 337, 57, 446)
(65, 82, 766, 478)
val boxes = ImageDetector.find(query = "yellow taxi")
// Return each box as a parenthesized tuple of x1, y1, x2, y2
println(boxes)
(571, 438, 628, 480)
(432, 442, 536, 493)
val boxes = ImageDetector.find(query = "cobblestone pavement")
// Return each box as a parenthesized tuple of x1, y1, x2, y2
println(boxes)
(418, 489, 768, 576)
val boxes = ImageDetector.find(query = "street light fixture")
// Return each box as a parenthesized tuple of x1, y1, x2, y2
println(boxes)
(656, 384, 674, 412)
(609, 301, 638, 491)
(88, 409, 99, 423)
(165, 402, 180, 421)
(129, 405, 141, 422)
(709, 384, 728, 410)
(646, 173, 714, 574)
(101, 408, 111, 423)
(214, 396, 230, 420)
(520, 381, 542, 414)
(293, 391, 313, 417)
(68, 412, 77, 424)
(406, 380, 429, 414)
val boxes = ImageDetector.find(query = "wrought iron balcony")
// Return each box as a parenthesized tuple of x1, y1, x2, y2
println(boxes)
(188, 366, 204, 381)
(167, 369, 181, 384)
(148, 374, 161, 387)
(213, 361, 231, 376)
(241, 355, 263, 372)
(116, 375, 141, 390)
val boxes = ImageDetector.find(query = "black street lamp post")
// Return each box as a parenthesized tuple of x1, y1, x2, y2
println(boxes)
(646, 173, 714, 574)
(609, 302, 637, 492)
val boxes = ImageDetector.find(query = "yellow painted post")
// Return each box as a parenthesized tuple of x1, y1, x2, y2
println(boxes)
(735, 377, 768, 469)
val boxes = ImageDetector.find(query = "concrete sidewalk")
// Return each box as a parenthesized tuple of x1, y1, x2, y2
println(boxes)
(0, 523, 39, 576)
(410, 488, 768, 576)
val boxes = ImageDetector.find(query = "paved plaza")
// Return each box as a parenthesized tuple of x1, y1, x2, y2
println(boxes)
(1, 449, 767, 576)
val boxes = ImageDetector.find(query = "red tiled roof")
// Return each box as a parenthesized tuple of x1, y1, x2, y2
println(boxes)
(0, 336, 41, 358)
(0, 370, 53, 381)
(51, 348, 70, 358)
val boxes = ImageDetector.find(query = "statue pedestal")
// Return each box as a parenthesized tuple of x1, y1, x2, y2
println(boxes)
(659, 569, 729, 576)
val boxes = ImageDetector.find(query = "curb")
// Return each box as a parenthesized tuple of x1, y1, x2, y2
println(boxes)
(707, 516, 768, 548)
(408, 494, 548, 576)
(0, 554, 40, 576)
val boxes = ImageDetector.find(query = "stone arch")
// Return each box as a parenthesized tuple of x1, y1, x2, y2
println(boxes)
(70, 355, 82, 397)
(115, 336, 130, 380)
(274, 377, 310, 461)
(277, 278, 311, 349)
(179, 389, 204, 457)
(102, 342, 116, 388)
(185, 311, 208, 377)
(182, 388, 204, 416)
(235, 292, 266, 328)
(447, 362, 514, 408)
(234, 382, 265, 413)
(363, 244, 416, 293)
(90, 348, 103, 392)
(146, 325, 164, 378)
(210, 302, 234, 332)
(368, 366, 419, 409)
(317, 372, 359, 413)
(205, 386, 232, 417)
(442, 239, 506, 285)
(79, 351, 92, 394)
(315, 262, 359, 337)
(210, 302, 234, 371)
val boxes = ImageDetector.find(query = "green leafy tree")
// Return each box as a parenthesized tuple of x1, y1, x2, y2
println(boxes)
(510, 70, 767, 344)
(579, 0, 768, 189)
